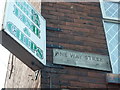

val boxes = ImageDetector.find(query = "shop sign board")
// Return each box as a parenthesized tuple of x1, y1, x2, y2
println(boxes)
(0, 0, 46, 70)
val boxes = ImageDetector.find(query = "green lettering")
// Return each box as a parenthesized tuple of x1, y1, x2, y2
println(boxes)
(20, 33, 24, 42)
(36, 48, 43, 59)
(30, 42, 37, 53)
(24, 28, 30, 37)
(6, 22, 43, 60)
(16, 29, 20, 39)
(24, 37, 29, 47)
(7, 22, 13, 33)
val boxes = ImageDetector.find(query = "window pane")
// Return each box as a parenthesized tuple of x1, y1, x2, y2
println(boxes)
(101, 1, 119, 20)
(110, 53, 118, 64)
(112, 64, 119, 74)
(103, 21, 119, 74)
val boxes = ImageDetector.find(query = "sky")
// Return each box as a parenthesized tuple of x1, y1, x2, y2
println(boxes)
(0, 45, 10, 89)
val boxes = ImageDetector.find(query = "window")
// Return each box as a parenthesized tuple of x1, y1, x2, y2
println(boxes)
(100, 0, 120, 74)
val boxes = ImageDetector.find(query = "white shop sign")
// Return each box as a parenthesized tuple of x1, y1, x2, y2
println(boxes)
(0, 0, 46, 70)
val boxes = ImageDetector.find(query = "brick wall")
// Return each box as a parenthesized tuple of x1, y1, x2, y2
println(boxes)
(41, 2, 120, 88)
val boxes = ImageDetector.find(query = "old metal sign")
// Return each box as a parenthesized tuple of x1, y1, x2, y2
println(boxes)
(53, 49, 111, 71)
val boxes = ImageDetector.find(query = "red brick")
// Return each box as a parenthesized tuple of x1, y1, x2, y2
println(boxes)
(60, 74, 79, 81)
(89, 83, 107, 88)
(41, 2, 117, 88)
(70, 81, 89, 88)
(88, 72, 106, 79)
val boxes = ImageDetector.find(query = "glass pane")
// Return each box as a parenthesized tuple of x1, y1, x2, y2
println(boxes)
(111, 48, 118, 57)
(101, 0, 120, 74)
(104, 22, 115, 32)
(103, 21, 119, 74)
(112, 64, 119, 74)
(108, 43, 116, 52)
(110, 53, 118, 64)
(102, 1, 119, 20)
(109, 37, 118, 46)
(106, 34, 112, 41)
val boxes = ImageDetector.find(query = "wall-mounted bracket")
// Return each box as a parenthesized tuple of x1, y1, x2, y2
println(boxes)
(47, 44, 64, 49)
(47, 27, 62, 31)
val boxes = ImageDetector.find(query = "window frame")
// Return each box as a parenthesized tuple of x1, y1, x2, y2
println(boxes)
(100, 0, 120, 74)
